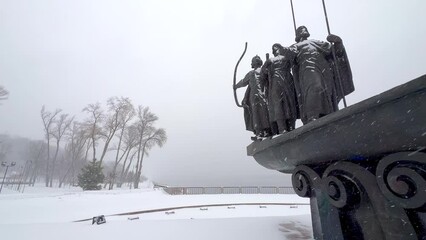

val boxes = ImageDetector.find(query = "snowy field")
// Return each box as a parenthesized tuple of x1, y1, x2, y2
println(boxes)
(0, 185, 312, 240)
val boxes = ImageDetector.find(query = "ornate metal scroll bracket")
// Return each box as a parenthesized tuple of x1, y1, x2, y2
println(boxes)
(292, 151, 426, 240)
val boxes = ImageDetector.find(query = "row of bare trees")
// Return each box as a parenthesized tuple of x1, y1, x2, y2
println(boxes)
(0, 85, 8, 103)
(38, 96, 167, 189)
(0, 136, 46, 188)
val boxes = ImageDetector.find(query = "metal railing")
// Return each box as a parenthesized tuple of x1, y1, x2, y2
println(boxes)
(161, 186, 295, 195)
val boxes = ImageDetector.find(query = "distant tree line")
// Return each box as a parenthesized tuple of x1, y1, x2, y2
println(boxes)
(0, 85, 9, 103)
(0, 96, 166, 190)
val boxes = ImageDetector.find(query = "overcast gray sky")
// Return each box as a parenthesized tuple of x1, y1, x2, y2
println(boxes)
(0, 0, 425, 186)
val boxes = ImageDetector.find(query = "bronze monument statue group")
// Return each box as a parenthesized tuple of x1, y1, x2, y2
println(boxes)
(234, 26, 354, 141)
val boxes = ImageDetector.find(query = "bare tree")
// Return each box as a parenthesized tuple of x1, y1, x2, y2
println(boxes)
(83, 137, 93, 162)
(121, 150, 138, 186)
(99, 97, 134, 167)
(50, 114, 74, 187)
(27, 141, 45, 186)
(41, 106, 61, 187)
(82, 103, 103, 163)
(133, 107, 157, 188)
(117, 124, 138, 188)
(134, 127, 167, 188)
(133, 106, 167, 188)
(106, 97, 135, 189)
(0, 86, 9, 103)
(59, 122, 87, 188)
(0, 140, 10, 163)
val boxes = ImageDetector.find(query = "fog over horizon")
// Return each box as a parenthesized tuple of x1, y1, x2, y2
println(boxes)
(1, 0, 425, 186)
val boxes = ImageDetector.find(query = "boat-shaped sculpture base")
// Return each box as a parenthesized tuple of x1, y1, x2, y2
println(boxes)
(248, 75, 426, 239)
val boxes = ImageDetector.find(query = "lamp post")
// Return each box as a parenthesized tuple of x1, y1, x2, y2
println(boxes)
(0, 161, 16, 194)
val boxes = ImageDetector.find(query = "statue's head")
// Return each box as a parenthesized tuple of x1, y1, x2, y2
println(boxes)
(251, 55, 263, 68)
(272, 43, 285, 57)
(295, 26, 310, 42)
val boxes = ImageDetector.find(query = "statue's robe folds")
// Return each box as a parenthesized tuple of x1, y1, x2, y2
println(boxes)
(236, 68, 270, 135)
(290, 39, 354, 124)
(330, 44, 354, 101)
(260, 50, 298, 133)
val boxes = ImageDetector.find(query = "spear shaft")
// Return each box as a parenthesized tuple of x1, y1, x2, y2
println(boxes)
(322, 0, 331, 35)
(321, 0, 348, 108)
(290, 0, 297, 35)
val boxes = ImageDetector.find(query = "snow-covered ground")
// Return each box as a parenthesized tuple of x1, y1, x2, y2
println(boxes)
(0, 185, 312, 240)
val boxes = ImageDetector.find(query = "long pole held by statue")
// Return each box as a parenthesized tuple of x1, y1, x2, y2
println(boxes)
(290, 0, 297, 35)
(321, 0, 348, 108)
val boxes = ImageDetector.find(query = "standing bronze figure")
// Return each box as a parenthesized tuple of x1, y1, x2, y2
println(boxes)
(234, 56, 271, 140)
(261, 44, 298, 134)
(289, 26, 353, 124)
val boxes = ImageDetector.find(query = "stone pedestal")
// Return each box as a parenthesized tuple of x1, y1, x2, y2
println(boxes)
(248, 75, 426, 239)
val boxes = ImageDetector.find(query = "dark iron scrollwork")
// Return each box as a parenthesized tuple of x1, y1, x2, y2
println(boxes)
(376, 151, 426, 210)
(292, 165, 321, 198)
(322, 175, 360, 209)
(292, 154, 424, 239)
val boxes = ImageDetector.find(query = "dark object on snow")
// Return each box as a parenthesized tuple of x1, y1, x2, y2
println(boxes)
(248, 75, 426, 239)
(92, 215, 106, 225)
